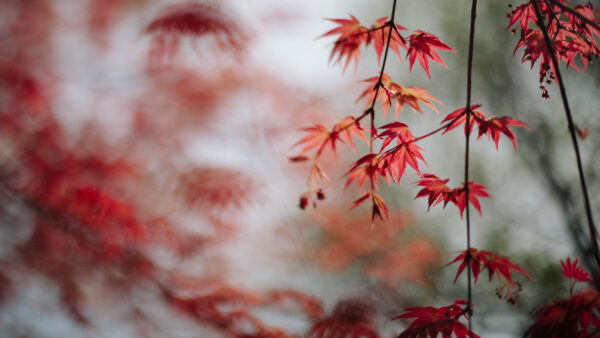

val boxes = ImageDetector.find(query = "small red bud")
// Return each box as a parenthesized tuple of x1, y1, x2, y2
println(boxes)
(299, 195, 308, 210)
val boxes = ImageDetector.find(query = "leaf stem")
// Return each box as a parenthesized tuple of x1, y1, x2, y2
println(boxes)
(531, 0, 600, 272)
(465, 0, 478, 330)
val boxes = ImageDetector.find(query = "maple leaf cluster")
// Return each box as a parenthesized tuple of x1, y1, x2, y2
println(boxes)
(445, 249, 533, 304)
(508, 0, 600, 98)
(1, 2, 382, 336)
(415, 174, 490, 218)
(526, 258, 599, 337)
(394, 299, 478, 338)
(323, 15, 455, 77)
(442, 105, 530, 149)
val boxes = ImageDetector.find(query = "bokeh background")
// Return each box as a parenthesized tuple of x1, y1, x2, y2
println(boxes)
(0, 0, 598, 337)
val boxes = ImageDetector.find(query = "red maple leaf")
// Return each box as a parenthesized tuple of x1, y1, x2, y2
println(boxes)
(453, 181, 491, 218)
(407, 31, 456, 78)
(379, 122, 426, 181)
(414, 174, 453, 210)
(321, 15, 368, 72)
(394, 299, 479, 338)
(445, 248, 532, 285)
(372, 192, 389, 222)
(441, 105, 485, 136)
(414, 175, 489, 218)
(477, 115, 530, 149)
(358, 73, 442, 119)
(345, 153, 381, 190)
(337, 116, 369, 152)
(561, 257, 593, 283)
(507, 3, 537, 32)
(368, 17, 407, 64)
(293, 124, 335, 155)
(560, 257, 592, 296)
(442, 105, 528, 149)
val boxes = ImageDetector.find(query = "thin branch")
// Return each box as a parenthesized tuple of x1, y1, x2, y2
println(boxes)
(464, 0, 478, 331)
(367, 0, 398, 222)
(531, 0, 600, 269)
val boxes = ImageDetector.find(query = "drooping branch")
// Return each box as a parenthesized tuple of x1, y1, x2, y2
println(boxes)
(531, 0, 600, 271)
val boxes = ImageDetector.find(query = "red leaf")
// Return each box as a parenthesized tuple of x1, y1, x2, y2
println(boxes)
(372, 193, 388, 221)
(337, 116, 369, 152)
(445, 249, 532, 286)
(441, 105, 484, 136)
(560, 257, 592, 283)
(368, 17, 407, 65)
(320, 15, 369, 72)
(359, 73, 442, 119)
(407, 31, 456, 78)
(414, 174, 453, 211)
(379, 122, 427, 181)
(507, 3, 537, 32)
(442, 106, 528, 149)
(526, 289, 600, 337)
(453, 181, 491, 218)
(395, 299, 479, 338)
(350, 192, 371, 210)
(414, 175, 489, 218)
(477, 115, 530, 149)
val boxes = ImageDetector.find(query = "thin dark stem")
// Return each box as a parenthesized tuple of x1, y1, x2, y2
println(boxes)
(368, 8, 398, 112)
(531, 0, 600, 270)
(367, 0, 397, 222)
(465, 0, 478, 332)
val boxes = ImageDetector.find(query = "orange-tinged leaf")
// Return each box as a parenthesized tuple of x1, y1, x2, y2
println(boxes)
(372, 193, 388, 221)
(379, 122, 427, 181)
(294, 124, 330, 154)
(368, 17, 407, 64)
(350, 192, 371, 210)
(321, 15, 369, 72)
(358, 73, 442, 119)
(337, 116, 368, 152)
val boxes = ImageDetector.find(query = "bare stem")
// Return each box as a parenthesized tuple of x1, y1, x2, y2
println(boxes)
(465, 0, 478, 331)
(531, 0, 600, 271)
